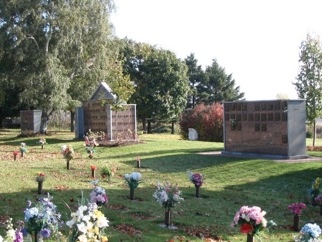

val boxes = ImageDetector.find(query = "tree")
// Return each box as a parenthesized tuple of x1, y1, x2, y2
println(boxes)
(184, 53, 205, 109)
(199, 59, 245, 104)
(293, 33, 322, 146)
(119, 39, 190, 132)
(0, 0, 120, 132)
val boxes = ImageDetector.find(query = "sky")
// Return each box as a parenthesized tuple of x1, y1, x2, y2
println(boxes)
(110, 0, 324, 101)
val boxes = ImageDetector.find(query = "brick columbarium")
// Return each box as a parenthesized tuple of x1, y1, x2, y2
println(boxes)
(222, 99, 309, 160)
(75, 82, 137, 142)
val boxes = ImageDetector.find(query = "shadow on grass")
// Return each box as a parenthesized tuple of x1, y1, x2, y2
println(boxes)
(0, 164, 322, 242)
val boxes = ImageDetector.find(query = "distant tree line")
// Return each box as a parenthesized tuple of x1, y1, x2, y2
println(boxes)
(0, 1, 321, 140)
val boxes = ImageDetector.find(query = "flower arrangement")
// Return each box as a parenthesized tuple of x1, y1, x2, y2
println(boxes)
(91, 165, 97, 178)
(0, 218, 23, 242)
(153, 181, 184, 210)
(187, 170, 204, 187)
(35, 172, 46, 183)
(84, 136, 99, 159)
(66, 202, 109, 242)
(231, 205, 275, 236)
(89, 183, 109, 206)
(20, 143, 28, 156)
(294, 223, 322, 242)
(23, 194, 62, 242)
(38, 137, 47, 149)
(13, 150, 19, 160)
(101, 167, 112, 182)
(61, 145, 74, 165)
(314, 194, 322, 205)
(288, 202, 307, 215)
(124, 172, 142, 190)
(309, 177, 321, 205)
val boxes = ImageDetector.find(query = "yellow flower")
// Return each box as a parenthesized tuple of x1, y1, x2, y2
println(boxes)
(101, 236, 108, 242)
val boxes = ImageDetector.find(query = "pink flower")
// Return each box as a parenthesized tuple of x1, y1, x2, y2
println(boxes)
(288, 202, 307, 215)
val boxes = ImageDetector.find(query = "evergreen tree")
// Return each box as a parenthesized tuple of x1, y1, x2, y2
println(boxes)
(293, 33, 322, 146)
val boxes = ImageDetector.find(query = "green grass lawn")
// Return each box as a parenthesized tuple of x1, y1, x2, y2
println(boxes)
(0, 129, 322, 241)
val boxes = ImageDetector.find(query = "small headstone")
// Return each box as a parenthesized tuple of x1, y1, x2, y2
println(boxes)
(188, 128, 198, 140)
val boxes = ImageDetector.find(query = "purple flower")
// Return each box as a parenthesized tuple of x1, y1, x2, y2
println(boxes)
(14, 229, 24, 242)
(40, 228, 51, 238)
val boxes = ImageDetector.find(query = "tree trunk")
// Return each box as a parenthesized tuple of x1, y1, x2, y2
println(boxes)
(312, 119, 316, 147)
(147, 119, 152, 134)
(142, 117, 147, 133)
(171, 120, 175, 134)
(70, 110, 75, 132)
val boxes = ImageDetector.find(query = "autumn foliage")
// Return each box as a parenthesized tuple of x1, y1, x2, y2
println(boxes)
(179, 103, 224, 142)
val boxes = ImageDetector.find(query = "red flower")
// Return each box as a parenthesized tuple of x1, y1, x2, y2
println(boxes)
(91, 165, 97, 170)
(38, 172, 45, 176)
(240, 223, 253, 234)
(13, 151, 19, 155)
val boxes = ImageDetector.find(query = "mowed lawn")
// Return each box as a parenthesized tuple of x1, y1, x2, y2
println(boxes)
(0, 129, 322, 241)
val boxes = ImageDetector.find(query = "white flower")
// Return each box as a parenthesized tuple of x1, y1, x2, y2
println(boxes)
(124, 173, 130, 179)
(77, 222, 88, 233)
(131, 172, 142, 180)
(77, 234, 88, 242)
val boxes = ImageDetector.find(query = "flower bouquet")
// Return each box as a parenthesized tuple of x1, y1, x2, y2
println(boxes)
(153, 181, 184, 227)
(288, 202, 306, 231)
(84, 136, 99, 159)
(23, 194, 62, 242)
(38, 137, 47, 149)
(294, 223, 322, 242)
(66, 202, 109, 242)
(61, 145, 74, 169)
(308, 177, 321, 206)
(91, 165, 97, 178)
(20, 142, 28, 157)
(36, 172, 46, 194)
(231, 205, 276, 241)
(0, 218, 23, 241)
(89, 184, 109, 206)
(124, 172, 142, 200)
(101, 167, 112, 183)
(187, 170, 204, 197)
(13, 150, 19, 160)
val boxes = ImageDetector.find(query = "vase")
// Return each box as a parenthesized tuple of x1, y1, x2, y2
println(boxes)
(66, 160, 70, 170)
(37, 182, 43, 194)
(14, 154, 17, 161)
(195, 185, 201, 198)
(21, 151, 24, 158)
(247, 233, 254, 242)
(293, 214, 300, 231)
(91, 169, 95, 178)
(41, 144, 44, 149)
(130, 188, 135, 200)
(164, 209, 171, 226)
(137, 159, 141, 168)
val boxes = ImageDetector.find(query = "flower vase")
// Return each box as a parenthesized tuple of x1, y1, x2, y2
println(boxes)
(66, 160, 70, 170)
(164, 209, 171, 226)
(130, 188, 135, 200)
(37, 182, 43, 194)
(195, 185, 200, 198)
(91, 169, 95, 178)
(293, 214, 300, 231)
(14, 154, 17, 161)
(41, 144, 44, 149)
(137, 159, 141, 168)
(247, 233, 254, 242)
(21, 151, 24, 158)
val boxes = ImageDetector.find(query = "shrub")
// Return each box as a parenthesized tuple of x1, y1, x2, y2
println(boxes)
(179, 103, 224, 142)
